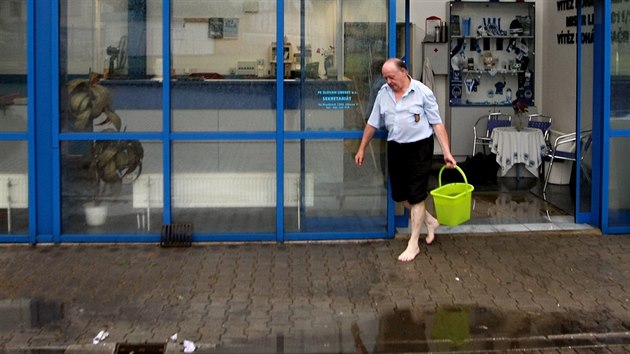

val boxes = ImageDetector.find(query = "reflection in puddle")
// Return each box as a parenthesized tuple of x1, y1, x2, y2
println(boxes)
(353, 305, 626, 353)
(0, 298, 64, 331)
(0, 351, 65, 354)
(205, 305, 629, 353)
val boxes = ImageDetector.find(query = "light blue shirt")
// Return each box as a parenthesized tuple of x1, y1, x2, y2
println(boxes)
(367, 77, 442, 143)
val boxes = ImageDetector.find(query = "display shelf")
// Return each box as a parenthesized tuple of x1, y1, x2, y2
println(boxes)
(448, 1, 535, 107)
(447, 1, 536, 158)
(461, 69, 527, 75)
(452, 35, 534, 40)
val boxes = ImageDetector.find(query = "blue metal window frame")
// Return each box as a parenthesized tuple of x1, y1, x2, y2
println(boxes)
(28, 0, 396, 243)
(588, 0, 605, 228)
(597, 0, 630, 234)
(575, 0, 600, 225)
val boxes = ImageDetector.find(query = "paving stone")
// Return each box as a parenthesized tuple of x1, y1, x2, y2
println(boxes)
(0, 234, 629, 352)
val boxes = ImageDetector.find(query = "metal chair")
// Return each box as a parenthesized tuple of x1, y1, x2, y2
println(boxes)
(527, 113, 552, 142)
(542, 129, 592, 196)
(472, 112, 512, 155)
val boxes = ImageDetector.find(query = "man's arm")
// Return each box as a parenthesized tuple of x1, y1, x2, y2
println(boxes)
(355, 124, 377, 166)
(432, 123, 457, 166)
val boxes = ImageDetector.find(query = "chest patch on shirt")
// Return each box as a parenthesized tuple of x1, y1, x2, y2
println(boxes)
(414, 114, 421, 123)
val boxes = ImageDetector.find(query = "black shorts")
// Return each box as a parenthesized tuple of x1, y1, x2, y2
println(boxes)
(388, 137, 434, 204)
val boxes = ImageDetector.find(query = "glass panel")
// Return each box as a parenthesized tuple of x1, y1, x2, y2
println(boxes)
(0, 0, 28, 132)
(608, 137, 630, 227)
(171, 141, 276, 233)
(284, 139, 387, 233)
(60, 140, 163, 233)
(608, 1, 630, 228)
(171, 0, 276, 132)
(0, 141, 29, 234)
(284, 0, 387, 132)
(60, 0, 163, 133)
(611, 1, 630, 130)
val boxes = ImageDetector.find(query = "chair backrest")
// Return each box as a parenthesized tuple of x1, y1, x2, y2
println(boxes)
(527, 114, 552, 139)
(486, 113, 512, 134)
(546, 129, 592, 162)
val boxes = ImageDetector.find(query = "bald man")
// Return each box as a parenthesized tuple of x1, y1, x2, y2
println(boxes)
(355, 58, 456, 262)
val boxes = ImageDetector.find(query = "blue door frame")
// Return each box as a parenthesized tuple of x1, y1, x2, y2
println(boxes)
(6, 0, 399, 244)
(594, 0, 630, 234)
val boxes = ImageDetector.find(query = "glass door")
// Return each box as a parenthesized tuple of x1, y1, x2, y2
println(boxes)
(603, 0, 630, 233)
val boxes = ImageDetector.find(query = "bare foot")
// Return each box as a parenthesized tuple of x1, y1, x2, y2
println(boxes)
(425, 216, 440, 245)
(398, 244, 420, 262)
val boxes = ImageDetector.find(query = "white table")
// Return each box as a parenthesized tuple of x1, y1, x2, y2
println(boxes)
(490, 127, 546, 177)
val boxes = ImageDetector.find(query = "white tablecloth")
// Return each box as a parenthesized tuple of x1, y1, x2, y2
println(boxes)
(490, 127, 546, 177)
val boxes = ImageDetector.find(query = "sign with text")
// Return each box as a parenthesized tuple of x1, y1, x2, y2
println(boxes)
(316, 89, 358, 110)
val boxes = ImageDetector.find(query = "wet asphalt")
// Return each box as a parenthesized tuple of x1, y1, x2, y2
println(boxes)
(0, 231, 629, 353)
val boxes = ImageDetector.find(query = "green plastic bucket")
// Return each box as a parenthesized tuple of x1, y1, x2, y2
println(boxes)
(430, 165, 474, 226)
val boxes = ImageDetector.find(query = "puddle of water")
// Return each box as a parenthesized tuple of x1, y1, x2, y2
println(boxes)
(204, 305, 629, 353)
(0, 351, 66, 354)
(0, 298, 63, 331)
(354, 305, 627, 353)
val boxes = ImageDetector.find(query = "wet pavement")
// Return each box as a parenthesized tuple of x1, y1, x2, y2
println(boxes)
(0, 232, 629, 353)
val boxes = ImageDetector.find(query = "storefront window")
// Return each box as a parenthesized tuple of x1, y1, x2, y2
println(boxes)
(0, 0, 28, 235)
(171, 141, 276, 234)
(60, 140, 163, 234)
(608, 1, 630, 228)
(59, 1, 163, 234)
(284, 139, 387, 233)
(171, 0, 277, 132)
(283, 0, 388, 133)
(60, 0, 163, 133)
(608, 137, 630, 227)
(0, 0, 27, 133)
(611, 1, 630, 130)
(0, 141, 29, 234)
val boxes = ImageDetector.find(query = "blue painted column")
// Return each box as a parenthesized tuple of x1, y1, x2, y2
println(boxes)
(33, 0, 55, 242)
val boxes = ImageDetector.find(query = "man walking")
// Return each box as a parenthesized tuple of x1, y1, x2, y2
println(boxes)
(355, 58, 456, 262)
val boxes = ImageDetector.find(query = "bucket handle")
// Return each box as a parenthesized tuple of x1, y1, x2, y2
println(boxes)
(438, 165, 468, 187)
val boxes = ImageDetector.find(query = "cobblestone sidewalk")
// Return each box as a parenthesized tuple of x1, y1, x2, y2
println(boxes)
(0, 232, 629, 353)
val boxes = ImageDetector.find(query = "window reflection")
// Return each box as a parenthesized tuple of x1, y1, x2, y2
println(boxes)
(0, 0, 28, 133)
(60, 0, 163, 133)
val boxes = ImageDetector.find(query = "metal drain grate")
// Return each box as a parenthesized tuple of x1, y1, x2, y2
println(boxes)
(115, 343, 166, 353)
(160, 223, 192, 247)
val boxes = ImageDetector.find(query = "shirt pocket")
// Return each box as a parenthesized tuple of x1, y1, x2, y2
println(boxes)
(408, 105, 425, 125)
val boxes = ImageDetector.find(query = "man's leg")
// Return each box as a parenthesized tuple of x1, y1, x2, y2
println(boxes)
(424, 210, 439, 245)
(399, 201, 426, 262)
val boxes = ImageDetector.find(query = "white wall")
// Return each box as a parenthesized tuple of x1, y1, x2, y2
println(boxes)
(540, 0, 594, 134)
(396, 1, 449, 120)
